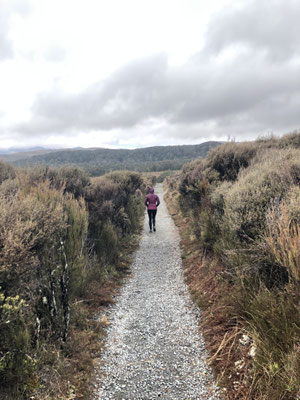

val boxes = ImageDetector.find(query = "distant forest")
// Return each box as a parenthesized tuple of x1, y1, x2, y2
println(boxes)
(12, 141, 222, 175)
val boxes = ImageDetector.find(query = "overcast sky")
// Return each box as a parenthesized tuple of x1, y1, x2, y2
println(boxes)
(0, 0, 299, 149)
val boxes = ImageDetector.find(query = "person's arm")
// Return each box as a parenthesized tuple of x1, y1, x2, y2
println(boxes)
(156, 195, 160, 206)
(144, 196, 149, 207)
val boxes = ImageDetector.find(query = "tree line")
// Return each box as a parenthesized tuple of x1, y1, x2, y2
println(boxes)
(11, 142, 222, 175)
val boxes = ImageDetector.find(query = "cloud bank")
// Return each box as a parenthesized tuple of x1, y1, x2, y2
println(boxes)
(8, 0, 300, 146)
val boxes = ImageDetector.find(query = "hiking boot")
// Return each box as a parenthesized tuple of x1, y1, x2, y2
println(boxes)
(153, 227, 156, 232)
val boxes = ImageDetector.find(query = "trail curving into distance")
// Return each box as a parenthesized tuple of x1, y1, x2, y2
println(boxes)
(93, 183, 222, 400)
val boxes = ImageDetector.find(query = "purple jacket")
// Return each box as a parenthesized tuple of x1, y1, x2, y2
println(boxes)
(145, 188, 160, 210)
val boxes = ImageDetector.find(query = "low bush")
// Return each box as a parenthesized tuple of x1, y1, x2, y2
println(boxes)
(86, 171, 144, 262)
(155, 170, 176, 183)
(0, 290, 35, 395)
(265, 189, 300, 283)
(0, 161, 16, 185)
(0, 166, 145, 399)
(205, 141, 258, 182)
(23, 164, 90, 198)
(167, 132, 300, 399)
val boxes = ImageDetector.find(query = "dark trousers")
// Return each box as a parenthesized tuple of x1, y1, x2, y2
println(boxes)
(147, 209, 157, 230)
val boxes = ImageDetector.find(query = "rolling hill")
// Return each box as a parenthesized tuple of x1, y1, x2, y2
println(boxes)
(11, 141, 223, 175)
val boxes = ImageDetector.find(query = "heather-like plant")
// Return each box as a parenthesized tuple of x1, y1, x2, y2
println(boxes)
(86, 171, 144, 262)
(0, 288, 36, 392)
(278, 131, 300, 149)
(58, 165, 90, 198)
(174, 133, 300, 399)
(265, 188, 300, 283)
(0, 161, 16, 185)
(221, 149, 300, 243)
(23, 165, 90, 198)
(205, 141, 257, 182)
(0, 177, 89, 394)
(0, 166, 145, 398)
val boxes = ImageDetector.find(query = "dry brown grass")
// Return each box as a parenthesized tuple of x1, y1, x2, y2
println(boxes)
(164, 182, 253, 399)
(265, 203, 300, 282)
(164, 134, 300, 399)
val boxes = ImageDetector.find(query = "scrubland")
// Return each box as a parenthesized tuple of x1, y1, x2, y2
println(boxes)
(0, 164, 146, 399)
(1, 132, 299, 399)
(165, 133, 300, 400)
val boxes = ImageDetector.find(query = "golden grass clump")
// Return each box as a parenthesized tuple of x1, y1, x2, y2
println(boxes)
(265, 188, 300, 283)
(221, 149, 300, 242)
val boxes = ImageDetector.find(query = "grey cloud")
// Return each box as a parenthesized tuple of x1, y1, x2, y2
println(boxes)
(176, 50, 300, 123)
(20, 54, 171, 134)
(204, 0, 300, 61)
(21, 55, 299, 133)
(12, 0, 300, 143)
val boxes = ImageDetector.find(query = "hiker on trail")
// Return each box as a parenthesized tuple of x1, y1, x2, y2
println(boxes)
(145, 187, 160, 233)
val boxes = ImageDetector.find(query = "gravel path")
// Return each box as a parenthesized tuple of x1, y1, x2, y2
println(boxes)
(93, 184, 222, 400)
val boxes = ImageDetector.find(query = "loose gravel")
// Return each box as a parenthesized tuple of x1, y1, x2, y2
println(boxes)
(93, 183, 222, 400)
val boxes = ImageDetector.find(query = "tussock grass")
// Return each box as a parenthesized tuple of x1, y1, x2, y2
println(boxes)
(265, 198, 300, 283)
(165, 132, 300, 399)
(246, 286, 300, 399)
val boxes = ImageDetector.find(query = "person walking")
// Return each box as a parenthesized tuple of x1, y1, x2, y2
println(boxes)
(145, 187, 160, 233)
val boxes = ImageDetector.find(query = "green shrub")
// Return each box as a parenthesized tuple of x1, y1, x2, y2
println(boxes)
(96, 222, 119, 264)
(175, 133, 300, 398)
(0, 179, 89, 338)
(86, 171, 144, 261)
(23, 165, 90, 198)
(278, 131, 300, 149)
(58, 165, 90, 198)
(127, 188, 144, 231)
(205, 142, 258, 182)
(221, 149, 300, 242)
(63, 196, 88, 297)
(211, 149, 300, 287)
(0, 166, 144, 398)
(179, 160, 210, 210)
(0, 289, 36, 394)
(0, 161, 16, 185)
(156, 170, 175, 183)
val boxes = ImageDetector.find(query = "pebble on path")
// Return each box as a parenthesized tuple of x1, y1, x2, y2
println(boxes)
(93, 183, 222, 400)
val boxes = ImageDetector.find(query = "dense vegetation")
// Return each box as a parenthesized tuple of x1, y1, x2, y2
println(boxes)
(11, 142, 222, 175)
(2, 132, 299, 399)
(0, 163, 145, 399)
(165, 132, 300, 399)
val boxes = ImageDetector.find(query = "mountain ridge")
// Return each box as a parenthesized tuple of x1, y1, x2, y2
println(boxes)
(8, 141, 224, 175)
